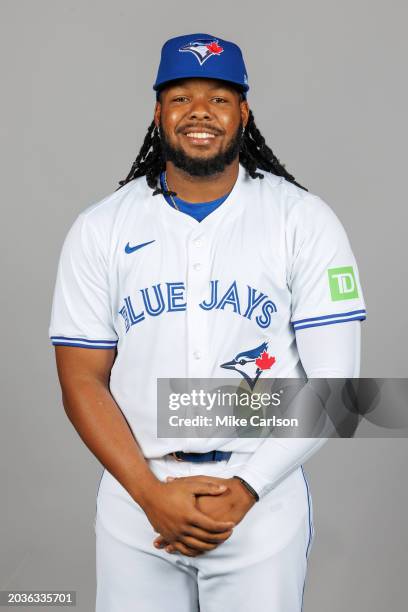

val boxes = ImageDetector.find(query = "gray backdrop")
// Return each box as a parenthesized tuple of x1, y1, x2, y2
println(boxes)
(1, 0, 407, 610)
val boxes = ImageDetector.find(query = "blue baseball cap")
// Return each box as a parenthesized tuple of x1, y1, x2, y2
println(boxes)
(153, 33, 249, 99)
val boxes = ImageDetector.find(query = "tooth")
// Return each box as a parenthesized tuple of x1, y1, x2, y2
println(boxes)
(186, 132, 215, 138)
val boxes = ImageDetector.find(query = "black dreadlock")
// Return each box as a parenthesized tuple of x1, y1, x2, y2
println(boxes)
(116, 109, 307, 195)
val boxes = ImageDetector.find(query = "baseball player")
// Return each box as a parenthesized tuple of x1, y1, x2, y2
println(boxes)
(49, 33, 367, 612)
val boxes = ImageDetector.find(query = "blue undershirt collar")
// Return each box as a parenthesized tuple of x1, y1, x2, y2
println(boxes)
(159, 172, 231, 222)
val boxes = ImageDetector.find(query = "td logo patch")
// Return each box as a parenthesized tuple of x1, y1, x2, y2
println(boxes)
(328, 266, 359, 301)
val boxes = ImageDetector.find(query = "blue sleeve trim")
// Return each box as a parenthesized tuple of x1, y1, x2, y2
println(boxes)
(50, 335, 118, 349)
(294, 314, 366, 331)
(292, 309, 366, 326)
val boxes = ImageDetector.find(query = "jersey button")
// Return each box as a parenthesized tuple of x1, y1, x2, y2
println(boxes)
(193, 263, 202, 271)
(193, 351, 202, 360)
(193, 238, 203, 247)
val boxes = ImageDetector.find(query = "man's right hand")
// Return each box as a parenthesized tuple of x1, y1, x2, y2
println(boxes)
(138, 478, 235, 556)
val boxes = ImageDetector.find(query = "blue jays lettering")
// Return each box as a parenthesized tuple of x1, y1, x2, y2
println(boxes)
(118, 280, 278, 331)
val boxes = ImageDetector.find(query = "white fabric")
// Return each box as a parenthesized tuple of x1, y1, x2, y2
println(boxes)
(49, 164, 367, 459)
(49, 166, 366, 610)
(95, 453, 313, 612)
(296, 318, 361, 378)
(234, 320, 361, 498)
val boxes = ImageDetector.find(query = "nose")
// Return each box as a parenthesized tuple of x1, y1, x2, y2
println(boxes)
(188, 98, 212, 120)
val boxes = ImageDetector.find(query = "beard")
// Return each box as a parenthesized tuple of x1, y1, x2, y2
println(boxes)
(159, 121, 244, 177)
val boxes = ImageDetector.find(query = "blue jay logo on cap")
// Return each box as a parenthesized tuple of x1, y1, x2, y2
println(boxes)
(179, 38, 224, 66)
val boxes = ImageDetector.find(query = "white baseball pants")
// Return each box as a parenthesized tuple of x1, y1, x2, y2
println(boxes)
(95, 453, 314, 612)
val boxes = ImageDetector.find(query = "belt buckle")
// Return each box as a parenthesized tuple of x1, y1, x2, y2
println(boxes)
(171, 451, 184, 462)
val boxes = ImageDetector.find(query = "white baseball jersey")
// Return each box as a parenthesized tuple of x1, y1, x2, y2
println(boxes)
(49, 163, 367, 458)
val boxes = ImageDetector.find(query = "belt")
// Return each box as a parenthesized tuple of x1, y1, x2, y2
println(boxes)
(170, 450, 232, 463)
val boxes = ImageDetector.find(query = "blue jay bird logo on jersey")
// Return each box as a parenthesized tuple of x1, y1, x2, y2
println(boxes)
(179, 38, 224, 65)
(220, 342, 276, 390)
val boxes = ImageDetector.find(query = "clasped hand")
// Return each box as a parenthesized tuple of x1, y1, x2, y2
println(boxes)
(140, 475, 256, 558)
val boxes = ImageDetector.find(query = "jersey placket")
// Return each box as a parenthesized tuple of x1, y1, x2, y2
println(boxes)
(185, 228, 212, 379)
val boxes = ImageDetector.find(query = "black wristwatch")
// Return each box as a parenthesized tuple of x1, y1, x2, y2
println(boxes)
(233, 476, 260, 502)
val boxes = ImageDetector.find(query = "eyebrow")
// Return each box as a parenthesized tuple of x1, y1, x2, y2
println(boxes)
(168, 85, 236, 95)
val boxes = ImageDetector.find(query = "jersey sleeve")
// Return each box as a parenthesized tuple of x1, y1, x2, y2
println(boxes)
(48, 210, 118, 349)
(288, 194, 367, 331)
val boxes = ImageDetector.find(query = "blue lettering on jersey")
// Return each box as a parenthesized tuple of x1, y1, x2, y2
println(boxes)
(167, 282, 187, 311)
(215, 281, 241, 313)
(118, 280, 278, 333)
(255, 300, 278, 328)
(200, 280, 218, 310)
(125, 296, 145, 327)
(243, 286, 268, 319)
(140, 284, 165, 316)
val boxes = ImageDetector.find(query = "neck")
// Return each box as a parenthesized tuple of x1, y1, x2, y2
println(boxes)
(164, 159, 239, 203)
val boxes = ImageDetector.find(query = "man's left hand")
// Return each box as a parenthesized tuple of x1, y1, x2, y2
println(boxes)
(153, 475, 256, 555)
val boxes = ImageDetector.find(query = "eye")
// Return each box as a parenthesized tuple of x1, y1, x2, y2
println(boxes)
(238, 359, 246, 365)
(212, 97, 228, 103)
(172, 96, 189, 103)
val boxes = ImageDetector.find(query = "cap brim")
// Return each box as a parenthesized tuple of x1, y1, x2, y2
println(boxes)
(154, 76, 248, 94)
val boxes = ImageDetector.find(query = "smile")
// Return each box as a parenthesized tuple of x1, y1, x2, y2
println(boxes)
(185, 132, 216, 139)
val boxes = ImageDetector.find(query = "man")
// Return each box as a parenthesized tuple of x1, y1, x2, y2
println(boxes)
(49, 33, 367, 611)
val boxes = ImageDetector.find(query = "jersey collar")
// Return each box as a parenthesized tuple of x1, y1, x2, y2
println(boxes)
(155, 163, 249, 229)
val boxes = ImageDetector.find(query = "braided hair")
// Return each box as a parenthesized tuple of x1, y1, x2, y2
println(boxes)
(116, 107, 307, 195)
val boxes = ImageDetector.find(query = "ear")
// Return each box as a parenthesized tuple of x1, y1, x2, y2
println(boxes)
(240, 99, 250, 130)
(154, 101, 161, 129)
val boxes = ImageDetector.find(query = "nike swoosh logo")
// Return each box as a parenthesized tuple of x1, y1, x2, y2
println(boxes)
(125, 239, 156, 254)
